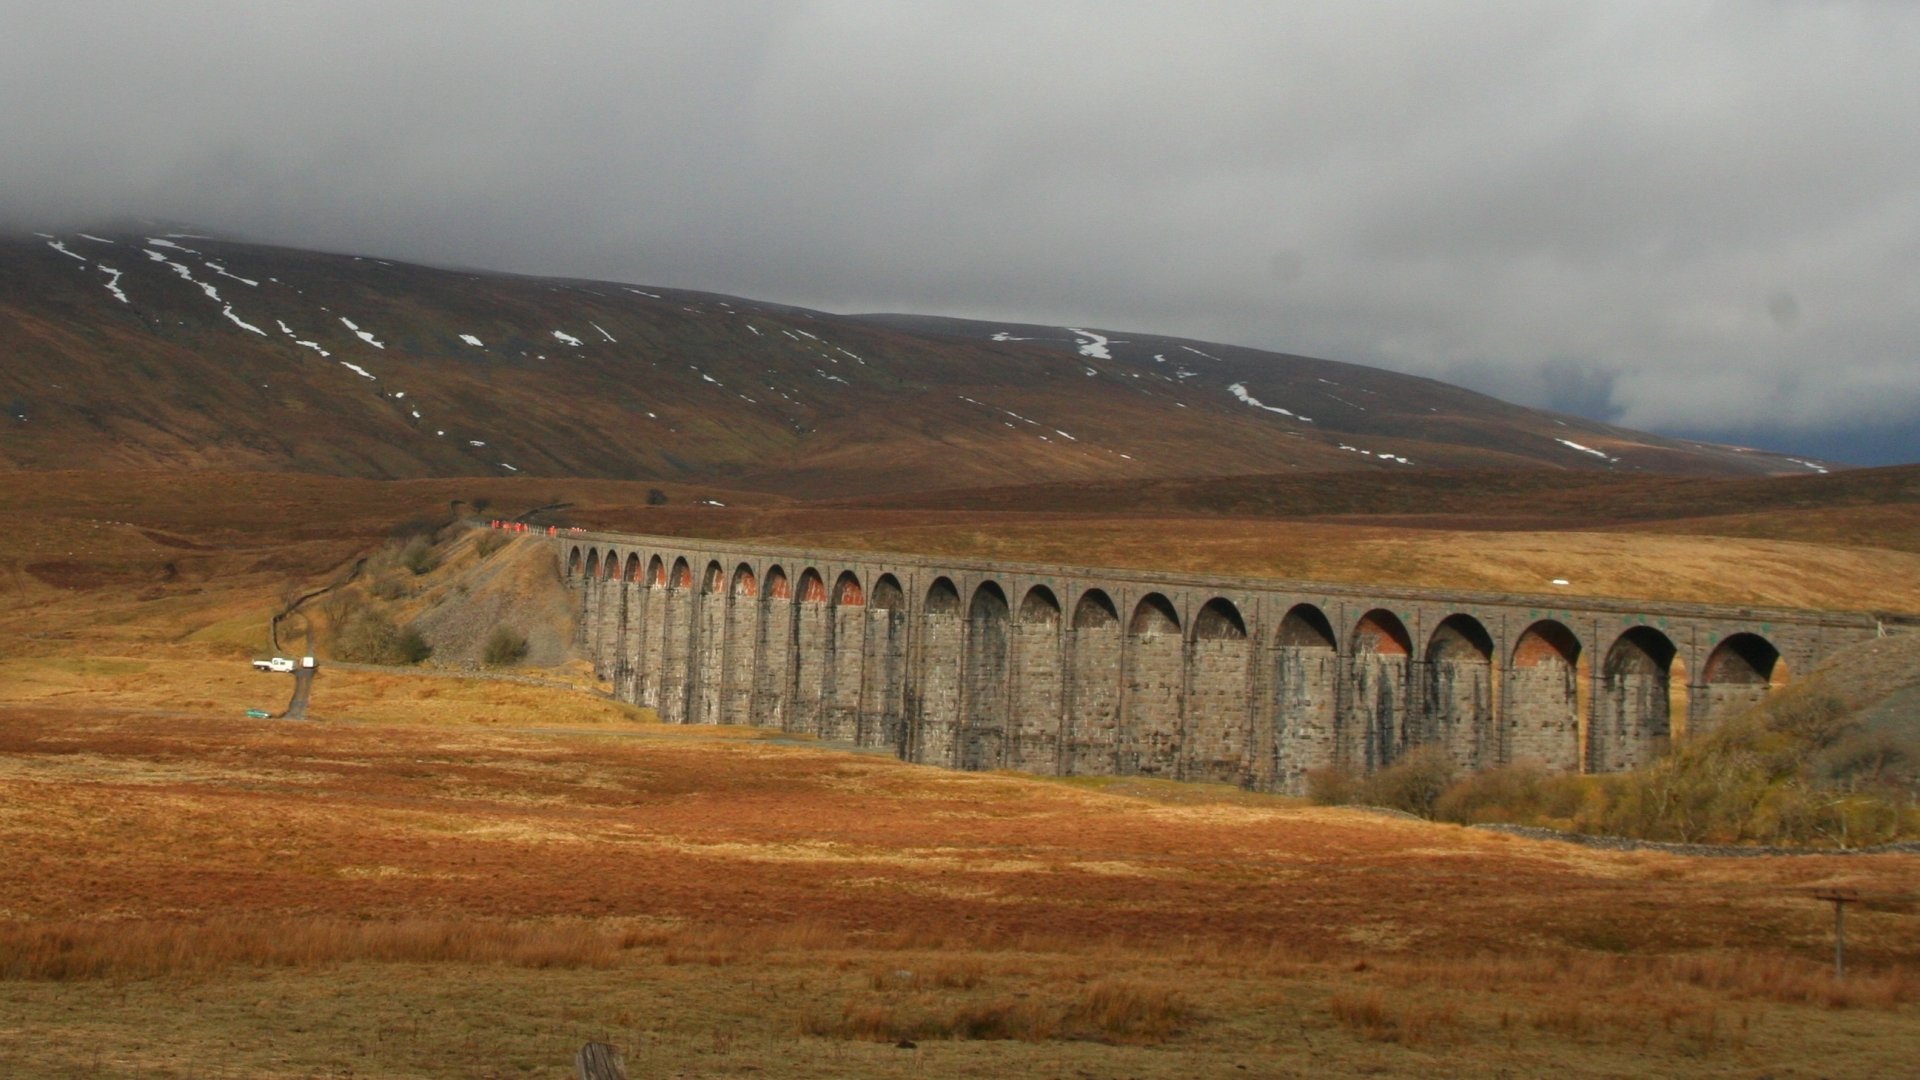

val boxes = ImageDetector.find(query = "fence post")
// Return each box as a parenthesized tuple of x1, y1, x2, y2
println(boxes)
(1813, 889, 1857, 980)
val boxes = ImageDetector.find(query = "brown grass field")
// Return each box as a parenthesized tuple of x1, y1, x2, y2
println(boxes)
(2, 469, 1918, 1077)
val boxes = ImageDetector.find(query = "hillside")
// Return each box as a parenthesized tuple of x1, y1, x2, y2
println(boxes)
(0, 227, 1835, 492)
(830, 462, 1920, 529)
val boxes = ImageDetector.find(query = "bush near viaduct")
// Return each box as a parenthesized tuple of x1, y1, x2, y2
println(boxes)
(560, 533, 1877, 793)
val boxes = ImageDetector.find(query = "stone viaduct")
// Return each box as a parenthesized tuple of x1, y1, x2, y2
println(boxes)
(556, 531, 1881, 794)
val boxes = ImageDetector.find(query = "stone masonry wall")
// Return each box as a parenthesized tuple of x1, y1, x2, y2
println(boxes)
(859, 608, 906, 750)
(1272, 646, 1337, 791)
(1504, 658, 1580, 770)
(1185, 637, 1254, 784)
(1065, 623, 1122, 775)
(916, 611, 963, 768)
(555, 531, 1880, 794)
(1007, 616, 1063, 773)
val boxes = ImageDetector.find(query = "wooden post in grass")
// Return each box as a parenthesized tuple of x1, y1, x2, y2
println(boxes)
(1813, 888, 1858, 980)
(575, 1041, 629, 1080)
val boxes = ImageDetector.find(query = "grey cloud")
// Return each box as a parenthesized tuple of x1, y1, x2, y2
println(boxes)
(4, 1, 1916, 462)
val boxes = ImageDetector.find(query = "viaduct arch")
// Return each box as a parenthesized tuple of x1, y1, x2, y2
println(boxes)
(561, 531, 1880, 794)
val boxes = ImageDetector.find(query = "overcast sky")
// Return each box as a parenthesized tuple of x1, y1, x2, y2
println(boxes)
(5, 2, 1916, 464)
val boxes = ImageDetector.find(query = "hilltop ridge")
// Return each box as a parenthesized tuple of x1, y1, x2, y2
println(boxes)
(1, 227, 1835, 491)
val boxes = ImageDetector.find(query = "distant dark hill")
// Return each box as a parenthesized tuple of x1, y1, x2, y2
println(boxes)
(854, 313, 1830, 479)
(836, 462, 1920, 530)
(0, 228, 1834, 493)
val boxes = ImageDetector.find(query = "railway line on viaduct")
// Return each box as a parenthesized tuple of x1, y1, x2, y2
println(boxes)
(557, 531, 1882, 793)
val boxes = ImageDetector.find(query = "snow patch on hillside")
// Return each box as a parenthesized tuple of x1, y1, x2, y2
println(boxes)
(78, 233, 115, 245)
(959, 394, 1057, 433)
(97, 266, 127, 303)
(1339, 444, 1413, 465)
(1228, 382, 1313, 422)
(1556, 438, 1617, 463)
(154, 256, 267, 334)
(278, 320, 330, 357)
(166, 260, 222, 303)
(338, 361, 377, 380)
(459, 334, 484, 347)
(221, 305, 267, 335)
(340, 317, 385, 349)
(1066, 328, 1111, 360)
(590, 322, 616, 343)
(145, 237, 201, 256)
(46, 240, 85, 262)
(204, 261, 258, 286)
(552, 330, 582, 346)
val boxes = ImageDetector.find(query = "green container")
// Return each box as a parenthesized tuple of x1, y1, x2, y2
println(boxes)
(245, 709, 271, 719)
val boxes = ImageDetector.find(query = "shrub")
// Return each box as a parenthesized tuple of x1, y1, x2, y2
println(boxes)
(333, 607, 431, 665)
(1762, 688, 1853, 747)
(1359, 744, 1457, 818)
(395, 628, 431, 664)
(1434, 762, 1548, 824)
(646, 488, 669, 506)
(400, 536, 438, 576)
(1817, 728, 1913, 789)
(1326, 681, 1915, 846)
(474, 530, 510, 558)
(320, 588, 362, 629)
(483, 627, 529, 667)
(1305, 766, 1359, 807)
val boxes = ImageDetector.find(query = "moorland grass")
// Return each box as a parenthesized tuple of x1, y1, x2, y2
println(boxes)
(2, 473, 1918, 1076)
(2, 702, 1916, 1077)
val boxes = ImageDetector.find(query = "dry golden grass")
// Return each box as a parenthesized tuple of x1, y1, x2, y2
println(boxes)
(1, 470, 1917, 1075)
(1, 703, 1916, 1076)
